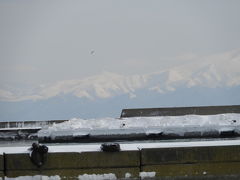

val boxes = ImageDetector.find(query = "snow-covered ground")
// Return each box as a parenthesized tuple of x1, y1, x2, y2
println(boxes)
(1, 139, 240, 155)
(38, 113, 240, 139)
(4, 175, 61, 180)
(2, 172, 157, 180)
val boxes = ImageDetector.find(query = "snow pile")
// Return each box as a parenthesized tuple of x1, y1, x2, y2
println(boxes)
(78, 173, 117, 180)
(5, 175, 60, 180)
(45, 114, 240, 130)
(38, 114, 240, 138)
(125, 173, 131, 178)
(139, 172, 156, 179)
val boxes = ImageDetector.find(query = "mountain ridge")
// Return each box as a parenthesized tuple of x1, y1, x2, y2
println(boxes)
(0, 49, 240, 102)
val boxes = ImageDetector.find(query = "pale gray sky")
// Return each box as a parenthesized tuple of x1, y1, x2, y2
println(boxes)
(1, 0, 240, 88)
(1, 0, 240, 121)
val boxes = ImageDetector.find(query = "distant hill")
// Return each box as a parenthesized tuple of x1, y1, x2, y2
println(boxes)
(0, 49, 240, 121)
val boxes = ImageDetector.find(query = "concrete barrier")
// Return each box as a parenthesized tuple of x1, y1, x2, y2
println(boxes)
(121, 105, 240, 118)
(141, 145, 240, 165)
(5, 151, 140, 179)
(141, 145, 240, 178)
(2, 144, 240, 179)
(0, 155, 3, 179)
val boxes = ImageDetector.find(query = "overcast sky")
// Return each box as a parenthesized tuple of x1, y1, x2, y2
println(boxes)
(1, 0, 240, 121)
(1, 0, 240, 89)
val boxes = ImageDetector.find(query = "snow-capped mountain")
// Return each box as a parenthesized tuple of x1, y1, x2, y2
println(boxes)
(0, 49, 240, 102)
(148, 49, 240, 93)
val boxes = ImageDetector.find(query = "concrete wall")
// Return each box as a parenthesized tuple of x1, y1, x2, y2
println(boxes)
(2, 145, 240, 179)
(0, 155, 3, 179)
(4, 151, 140, 179)
(121, 105, 240, 118)
(141, 145, 240, 178)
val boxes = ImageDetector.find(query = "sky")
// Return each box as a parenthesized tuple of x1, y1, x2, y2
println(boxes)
(0, 0, 240, 121)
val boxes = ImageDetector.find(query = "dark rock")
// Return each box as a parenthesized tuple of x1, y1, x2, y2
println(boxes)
(29, 143, 48, 167)
(220, 130, 236, 137)
(101, 143, 120, 152)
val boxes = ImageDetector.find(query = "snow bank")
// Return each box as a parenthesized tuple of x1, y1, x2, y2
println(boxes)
(78, 173, 117, 180)
(139, 172, 156, 179)
(125, 173, 131, 178)
(38, 113, 240, 139)
(5, 175, 60, 180)
(41, 114, 240, 130)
